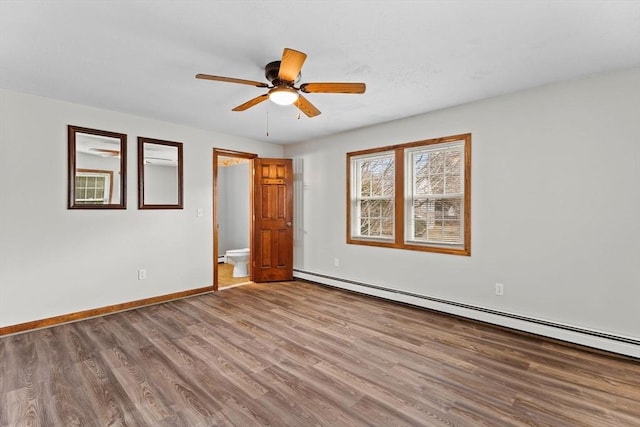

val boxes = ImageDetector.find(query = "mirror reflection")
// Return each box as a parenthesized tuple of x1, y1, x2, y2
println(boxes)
(68, 125, 127, 209)
(138, 137, 183, 209)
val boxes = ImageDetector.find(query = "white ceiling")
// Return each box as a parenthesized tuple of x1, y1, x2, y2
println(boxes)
(1, 1, 638, 145)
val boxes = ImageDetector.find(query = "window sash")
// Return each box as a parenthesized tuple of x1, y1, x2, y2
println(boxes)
(406, 195, 464, 246)
(351, 151, 395, 240)
(75, 171, 111, 204)
(405, 142, 465, 247)
(356, 196, 395, 240)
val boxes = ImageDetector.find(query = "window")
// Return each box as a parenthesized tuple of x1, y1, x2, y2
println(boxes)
(406, 142, 465, 246)
(350, 152, 395, 241)
(347, 134, 470, 256)
(74, 169, 113, 204)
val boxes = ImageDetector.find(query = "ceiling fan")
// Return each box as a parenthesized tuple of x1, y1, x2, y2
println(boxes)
(196, 48, 366, 118)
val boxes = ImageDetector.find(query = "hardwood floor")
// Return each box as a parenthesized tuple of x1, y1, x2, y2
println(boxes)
(1, 281, 639, 426)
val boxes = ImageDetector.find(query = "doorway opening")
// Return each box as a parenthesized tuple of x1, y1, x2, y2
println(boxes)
(213, 148, 256, 290)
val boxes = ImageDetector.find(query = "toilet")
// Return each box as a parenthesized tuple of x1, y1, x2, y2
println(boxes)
(225, 248, 250, 277)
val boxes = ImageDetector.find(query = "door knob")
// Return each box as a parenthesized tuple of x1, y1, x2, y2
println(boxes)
(286, 221, 292, 227)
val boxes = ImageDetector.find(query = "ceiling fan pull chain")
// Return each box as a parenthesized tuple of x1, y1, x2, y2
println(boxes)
(266, 108, 270, 137)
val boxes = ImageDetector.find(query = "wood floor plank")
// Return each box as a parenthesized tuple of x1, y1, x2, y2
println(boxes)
(349, 394, 431, 427)
(101, 347, 177, 424)
(253, 362, 370, 427)
(313, 359, 453, 423)
(1, 280, 639, 426)
(38, 327, 101, 426)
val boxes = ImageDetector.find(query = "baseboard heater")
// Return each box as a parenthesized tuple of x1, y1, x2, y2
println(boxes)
(293, 269, 640, 359)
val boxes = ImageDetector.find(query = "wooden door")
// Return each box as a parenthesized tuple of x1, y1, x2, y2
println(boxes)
(253, 158, 293, 282)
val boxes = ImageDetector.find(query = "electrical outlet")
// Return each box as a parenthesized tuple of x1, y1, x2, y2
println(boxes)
(138, 269, 147, 280)
(495, 282, 504, 296)
(197, 208, 203, 217)
(334, 258, 340, 267)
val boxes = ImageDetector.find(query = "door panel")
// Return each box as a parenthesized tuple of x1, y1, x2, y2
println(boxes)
(260, 230, 271, 267)
(253, 158, 293, 282)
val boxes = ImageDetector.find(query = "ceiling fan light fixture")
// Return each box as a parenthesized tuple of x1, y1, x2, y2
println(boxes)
(268, 86, 299, 106)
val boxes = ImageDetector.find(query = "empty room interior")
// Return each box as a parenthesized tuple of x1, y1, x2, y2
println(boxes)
(1, 1, 639, 426)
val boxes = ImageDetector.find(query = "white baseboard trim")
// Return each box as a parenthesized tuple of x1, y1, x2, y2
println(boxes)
(293, 269, 640, 359)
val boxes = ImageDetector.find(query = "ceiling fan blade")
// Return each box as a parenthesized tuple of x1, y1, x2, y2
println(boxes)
(232, 94, 269, 111)
(300, 82, 366, 94)
(294, 95, 321, 118)
(196, 74, 269, 88)
(89, 148, 120, 157)
(278, 48, 307, 83)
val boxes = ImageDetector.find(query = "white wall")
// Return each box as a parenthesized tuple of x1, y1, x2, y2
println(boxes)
(285, 67, 640, 357)
(0, 89, 282, 327)
(218, 162, 250, 254)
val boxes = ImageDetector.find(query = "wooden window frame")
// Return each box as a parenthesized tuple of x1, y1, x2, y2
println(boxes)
(347, 133, 471, 256)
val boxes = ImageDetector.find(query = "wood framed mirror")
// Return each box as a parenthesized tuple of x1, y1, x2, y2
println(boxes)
(68, 125, 127, 209)
(138, 137, 183, 209)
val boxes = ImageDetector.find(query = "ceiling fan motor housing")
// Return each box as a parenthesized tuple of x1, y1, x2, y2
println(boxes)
(265, 60, 300, 85)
